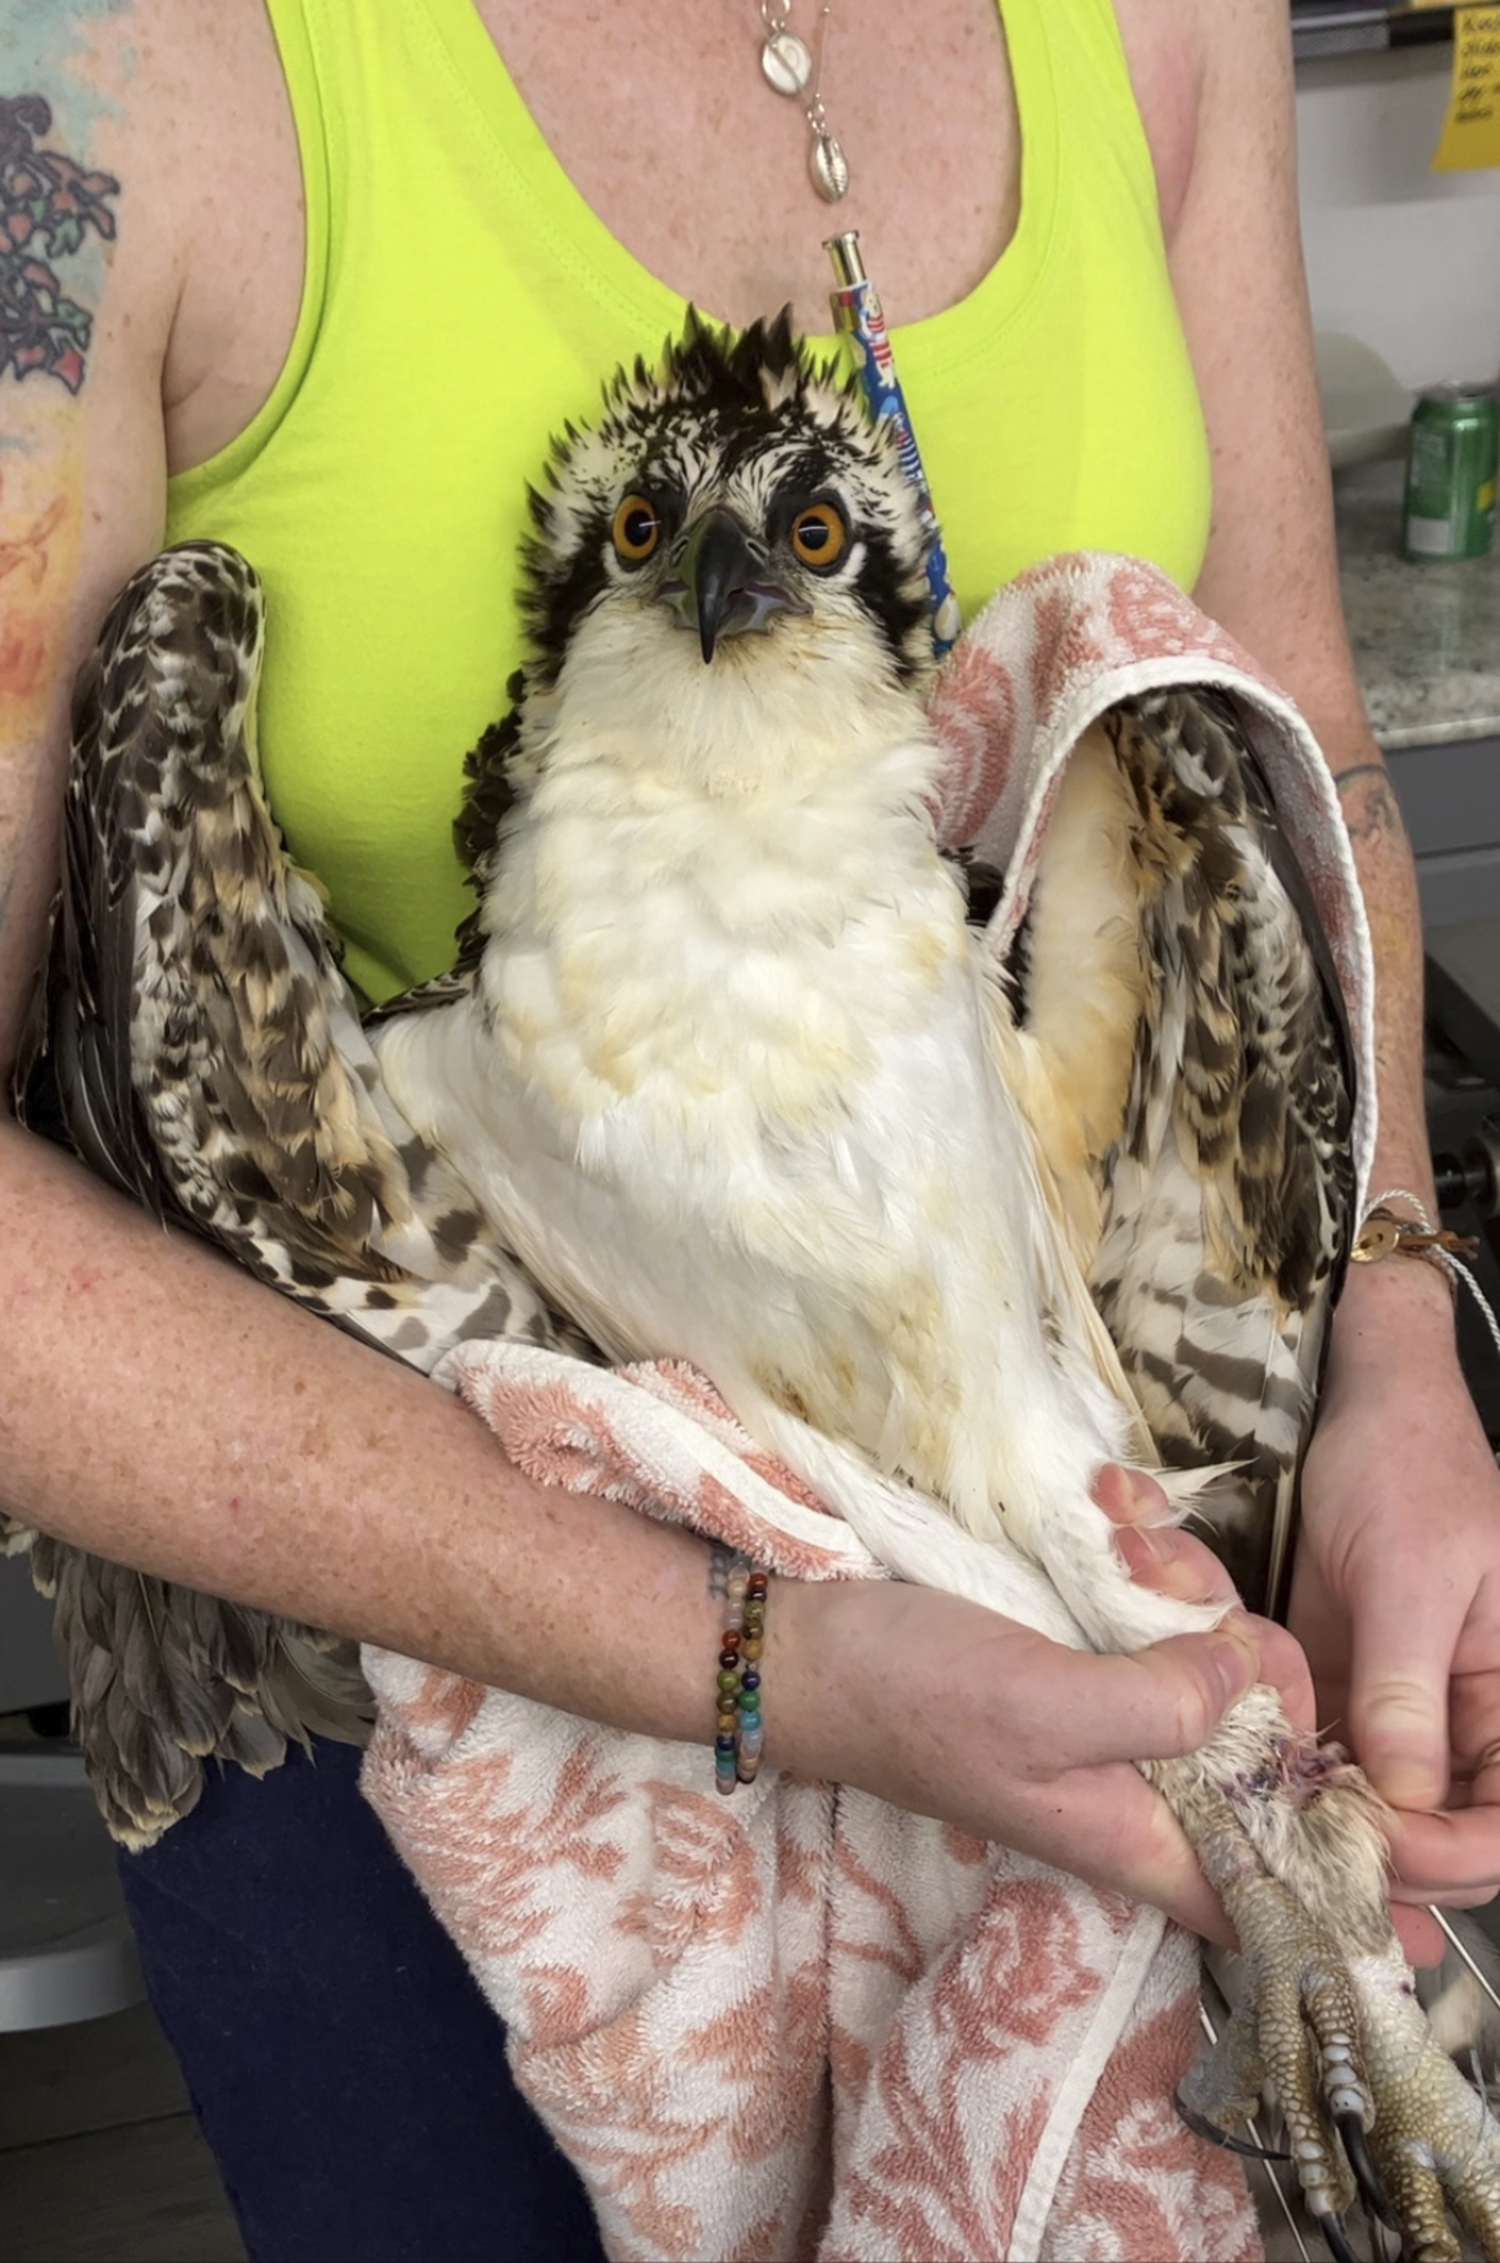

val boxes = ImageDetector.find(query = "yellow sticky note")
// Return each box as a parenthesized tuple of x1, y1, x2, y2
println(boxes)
(1432, 4, 1500, 171)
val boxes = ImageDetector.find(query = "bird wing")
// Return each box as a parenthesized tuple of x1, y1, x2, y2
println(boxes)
(1013, 689, 1357, 1616)
(9, 544, 569, 1844)
(14, 543, 561, 1372)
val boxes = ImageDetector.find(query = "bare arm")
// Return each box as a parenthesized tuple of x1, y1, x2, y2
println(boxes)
(1161, 0, 1500, 1948)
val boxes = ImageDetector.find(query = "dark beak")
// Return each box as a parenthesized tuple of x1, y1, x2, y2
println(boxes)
(666, 508, 809, 663)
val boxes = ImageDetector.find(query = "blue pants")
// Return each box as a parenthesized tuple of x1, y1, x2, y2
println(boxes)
(117, 1736, 609, 2263)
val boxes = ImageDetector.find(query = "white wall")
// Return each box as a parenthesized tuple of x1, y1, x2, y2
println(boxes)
(1295, 46, 1500, 389)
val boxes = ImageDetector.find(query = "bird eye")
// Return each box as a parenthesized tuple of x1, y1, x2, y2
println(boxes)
(611, 495, 661, 564)
(789, 500, 848, 570)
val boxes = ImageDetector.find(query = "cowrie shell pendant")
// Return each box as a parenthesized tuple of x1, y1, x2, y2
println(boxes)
(810, 126, 849, 202)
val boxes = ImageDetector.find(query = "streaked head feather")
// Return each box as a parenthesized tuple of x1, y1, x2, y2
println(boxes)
(519, 310, 934, 692)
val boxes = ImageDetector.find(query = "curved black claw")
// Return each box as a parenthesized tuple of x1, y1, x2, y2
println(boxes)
(1334, 2111, 1402, 2235)
(1174, 2092, 1292, 2161)
(1313, 2209, 1360, 2263)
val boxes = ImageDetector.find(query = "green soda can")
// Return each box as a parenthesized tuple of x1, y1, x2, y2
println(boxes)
(1401, 383, 1498, 561)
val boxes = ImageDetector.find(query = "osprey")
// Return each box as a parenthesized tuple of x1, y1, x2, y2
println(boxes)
(16, 315, 1500, 2260)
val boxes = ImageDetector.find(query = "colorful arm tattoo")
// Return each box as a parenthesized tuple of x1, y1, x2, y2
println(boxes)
(1, 92, 120, 392)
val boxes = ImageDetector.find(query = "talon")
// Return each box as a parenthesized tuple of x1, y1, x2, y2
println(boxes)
(1334, 2111, 1401, 2235)
(1314, 2209, 1360, 2263)
(1175, 2091, 1291, 2161)
(1160, 1743, 1500, 2261)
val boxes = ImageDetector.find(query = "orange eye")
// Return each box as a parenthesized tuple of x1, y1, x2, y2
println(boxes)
(789, 501, 847, 570)
(611, 495, 660, 563)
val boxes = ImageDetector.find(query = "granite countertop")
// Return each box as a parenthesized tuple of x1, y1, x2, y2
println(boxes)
(1335, 461, 1500, 749)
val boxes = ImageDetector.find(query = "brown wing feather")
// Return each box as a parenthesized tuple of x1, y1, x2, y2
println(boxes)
(1020, 687, 1356, 1615)
(9, 545, 563, 1841)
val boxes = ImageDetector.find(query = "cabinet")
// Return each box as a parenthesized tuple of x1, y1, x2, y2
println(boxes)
(1386, 733, 1500, 926)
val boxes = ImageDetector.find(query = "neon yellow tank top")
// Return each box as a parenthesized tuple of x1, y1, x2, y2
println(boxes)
(166, 0, 1210, 1005)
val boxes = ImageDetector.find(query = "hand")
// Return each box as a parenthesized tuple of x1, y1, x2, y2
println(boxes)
(1291, 1261, 1500, 1964)
(775, 1466, 1313, 1948)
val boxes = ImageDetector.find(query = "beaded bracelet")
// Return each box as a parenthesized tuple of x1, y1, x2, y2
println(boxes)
(713, 1558, 769, 1794)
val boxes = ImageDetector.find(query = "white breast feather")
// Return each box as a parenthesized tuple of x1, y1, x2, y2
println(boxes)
(375, 606, 1220, 1658)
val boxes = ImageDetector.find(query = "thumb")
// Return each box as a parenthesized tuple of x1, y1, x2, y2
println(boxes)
(1082, 1614, 1264, 1767)
(1348, 1576, 1462, 1810)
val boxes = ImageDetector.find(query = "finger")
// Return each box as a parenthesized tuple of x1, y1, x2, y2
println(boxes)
(1093, 1463, 1173, 1527)
(1112, 1519, 1240, 1610)
(1448, 1675, 1500, 1792)
(1028, 1615, 1264, 1770)
(1384, 1801, 1500, 1898)
(1347, 1570, 1466, 1811)
(1096, 1463, 1241, 1610)
(1472, 1739, 1500, 1805)
(1010, 1761, 1239, 1951)
(1286, 1543, 1354, 1736)
(1252, 1617, 1317, 1736)
(1390, 1903, 1446, 1968)
(1392, 1880, 1500, 1911)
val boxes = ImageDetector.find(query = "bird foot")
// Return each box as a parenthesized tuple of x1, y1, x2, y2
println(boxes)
(1184, 1873, 1385, 2250)
(1337, 1945, 1500, 2263)
(1156, 1701, 1500, 2261)
(1190, 1918, 1500, 2260)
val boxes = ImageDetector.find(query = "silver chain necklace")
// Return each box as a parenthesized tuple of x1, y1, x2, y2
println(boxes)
(756, 1, 850, 203)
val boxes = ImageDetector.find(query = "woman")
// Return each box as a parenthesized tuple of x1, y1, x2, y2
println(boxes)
(2, 1, 1495, 2254)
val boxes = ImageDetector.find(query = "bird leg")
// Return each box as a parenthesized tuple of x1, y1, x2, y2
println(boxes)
(1152, 1691, 1500, 2262)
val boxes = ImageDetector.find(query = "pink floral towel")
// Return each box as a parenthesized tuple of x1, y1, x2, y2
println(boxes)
(359, 555, 1377, 2262)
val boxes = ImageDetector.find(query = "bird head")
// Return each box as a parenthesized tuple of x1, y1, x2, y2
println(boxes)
(518, 312, 936, 716)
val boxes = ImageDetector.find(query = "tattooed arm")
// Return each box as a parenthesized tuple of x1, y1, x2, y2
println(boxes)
(0, 11, 162, 1069)
(1155, 0, 1500, 1960)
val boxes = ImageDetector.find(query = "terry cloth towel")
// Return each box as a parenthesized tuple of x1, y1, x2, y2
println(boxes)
(359, 553, 1377, 2263)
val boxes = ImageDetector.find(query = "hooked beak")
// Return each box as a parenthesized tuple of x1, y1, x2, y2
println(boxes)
(662, 508, 809, 663)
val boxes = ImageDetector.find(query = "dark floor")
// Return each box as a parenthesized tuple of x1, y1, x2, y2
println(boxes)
(0, 2000, 244, 2263)
(0, 1697, 241, 2263)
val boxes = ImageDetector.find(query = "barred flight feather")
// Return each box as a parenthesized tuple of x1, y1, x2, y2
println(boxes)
(12, 544, 576, 1841)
